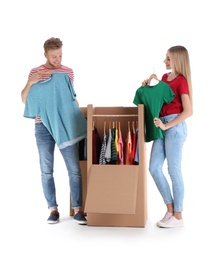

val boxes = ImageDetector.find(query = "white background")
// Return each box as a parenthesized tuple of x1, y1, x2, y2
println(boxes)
(1, 0, 210, 259)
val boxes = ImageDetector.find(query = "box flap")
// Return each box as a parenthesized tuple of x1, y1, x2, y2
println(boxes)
(85, 165, 139, 214)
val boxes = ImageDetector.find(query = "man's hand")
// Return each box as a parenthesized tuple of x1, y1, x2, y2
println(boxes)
(29, 71, 52, 85)
(28, 72, 42, 85)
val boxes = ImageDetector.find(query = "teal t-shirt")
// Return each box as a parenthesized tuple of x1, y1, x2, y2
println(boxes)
(24, 72, 87, 149)
(133, 81, 175, 142)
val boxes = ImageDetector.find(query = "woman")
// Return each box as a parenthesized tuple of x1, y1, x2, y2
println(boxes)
(143, 46, 193, 228)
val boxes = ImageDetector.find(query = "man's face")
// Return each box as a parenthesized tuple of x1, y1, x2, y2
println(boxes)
(44, 48, 62, 68)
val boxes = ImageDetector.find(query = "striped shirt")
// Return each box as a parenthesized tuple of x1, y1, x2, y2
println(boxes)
(29, 64, 74, 83)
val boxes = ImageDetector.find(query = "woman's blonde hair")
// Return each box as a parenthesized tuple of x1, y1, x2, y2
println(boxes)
(168, 45, 193, 111)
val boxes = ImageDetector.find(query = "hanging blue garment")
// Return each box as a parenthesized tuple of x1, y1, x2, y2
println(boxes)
(23, 72, 87, 149)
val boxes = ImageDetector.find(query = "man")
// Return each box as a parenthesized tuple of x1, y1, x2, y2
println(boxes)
(21, 37, 87, 225)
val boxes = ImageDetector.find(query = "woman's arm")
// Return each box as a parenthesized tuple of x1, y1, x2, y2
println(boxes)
(154, 94, 192, 130)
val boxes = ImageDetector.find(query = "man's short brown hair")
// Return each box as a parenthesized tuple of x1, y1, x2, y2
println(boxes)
(43, 37, 63, 53)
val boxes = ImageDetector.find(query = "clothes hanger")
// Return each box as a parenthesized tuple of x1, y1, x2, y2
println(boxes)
(118, 121, 121, 132)
(128, 121, 130, 132)
(103, 121, 106, 135)
(38, 70, 52, 75)
(132, 121, 135, 134)
(92, 120, 95, 130)
(148, 74, 160, 86)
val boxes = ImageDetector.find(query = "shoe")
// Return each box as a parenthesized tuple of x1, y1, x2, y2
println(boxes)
(156, 212, 172, 226)
(73, 211, 87, 225)
(47, 210, 60, 224)
(158, 216, 183, 228)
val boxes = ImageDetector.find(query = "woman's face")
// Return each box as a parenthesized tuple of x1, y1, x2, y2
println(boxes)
(163, 51, 172, 70)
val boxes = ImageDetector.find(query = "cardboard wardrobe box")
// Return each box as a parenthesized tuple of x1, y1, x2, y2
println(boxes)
(84, 104, 148, 227)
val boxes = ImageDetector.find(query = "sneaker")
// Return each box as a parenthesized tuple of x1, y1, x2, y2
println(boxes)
(47, 210, 60, 224)
(156, 212, 172, 226)
(158, 216, 183, 228)
(73, 211, 87, 225)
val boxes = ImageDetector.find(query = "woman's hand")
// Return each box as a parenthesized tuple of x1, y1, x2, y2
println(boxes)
(141, 79, 149, 87)
(153, 117, 166, 130)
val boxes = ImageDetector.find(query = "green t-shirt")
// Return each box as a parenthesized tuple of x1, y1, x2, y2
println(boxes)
(133, 81, 175, 142)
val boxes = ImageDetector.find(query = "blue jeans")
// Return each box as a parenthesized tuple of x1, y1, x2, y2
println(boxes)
(149, 114, 187, 212)
(35, 123, 82, 210)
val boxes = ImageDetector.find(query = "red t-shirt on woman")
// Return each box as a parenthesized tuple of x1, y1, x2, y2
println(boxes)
(160, 73, 189, 116)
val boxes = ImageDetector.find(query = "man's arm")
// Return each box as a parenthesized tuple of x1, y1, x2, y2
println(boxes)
(21, 71, 51, 103)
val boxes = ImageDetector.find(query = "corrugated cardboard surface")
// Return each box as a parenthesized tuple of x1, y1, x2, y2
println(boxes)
(84, 165, 139, 214)
(84, 105, 147, 227)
